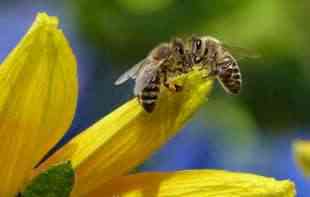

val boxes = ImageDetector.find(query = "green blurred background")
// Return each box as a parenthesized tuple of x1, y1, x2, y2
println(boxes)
(74, 0, 310, 129)
(1, 0, 310, 196)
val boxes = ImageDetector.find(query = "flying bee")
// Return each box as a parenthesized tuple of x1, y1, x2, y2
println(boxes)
(190, 36, 243, 94)
(114, 38, 192, 113)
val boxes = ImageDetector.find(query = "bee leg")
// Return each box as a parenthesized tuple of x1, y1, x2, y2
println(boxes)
(162, 71, 183, 92)
(176, 67, 187, 75)
(202, 72, 212, 79)
(202, 63, 218, 79)
(202, 51, 219, 79)
(173, 84, 183, 92)
(163, 79, 183, 92)
(197, 65, 204, 71)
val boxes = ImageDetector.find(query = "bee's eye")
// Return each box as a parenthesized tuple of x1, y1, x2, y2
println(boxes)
(195, 40, 202, 50)
(175, 45, 184, 55)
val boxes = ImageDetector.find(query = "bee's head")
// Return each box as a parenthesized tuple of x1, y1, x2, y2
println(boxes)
(171, 38, 185, 57)
(191, 36, 205, 64)
(191, 36, 221, 64)
(171, 38, 193, 68)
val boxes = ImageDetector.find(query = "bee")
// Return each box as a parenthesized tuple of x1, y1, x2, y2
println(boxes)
(190, 36, 242, 94)
(114, 38, 192, 113)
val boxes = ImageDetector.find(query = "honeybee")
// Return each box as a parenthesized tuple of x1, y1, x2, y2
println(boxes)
(115, 35, 254, 112)
(190, 36, 242, 94)
(114, 39, 192, 113)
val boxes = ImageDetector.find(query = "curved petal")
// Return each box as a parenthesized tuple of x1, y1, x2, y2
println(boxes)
(0, 13, 77, 196)
(293, 139, 310, 176)
(37, 70, 213, 196)
(88, 170, 296, 197)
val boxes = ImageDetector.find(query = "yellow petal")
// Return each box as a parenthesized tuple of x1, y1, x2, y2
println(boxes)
(88, 170, 296, 197)
(293, 139, 310, 176)
(0, 12, 77, 196)
(37, 70, 213, 196)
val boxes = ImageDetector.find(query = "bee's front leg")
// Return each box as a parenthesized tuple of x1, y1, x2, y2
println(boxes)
(202, 52, 218, 79)
(164, 81, 183, 92)
(162, 70, 183, 92)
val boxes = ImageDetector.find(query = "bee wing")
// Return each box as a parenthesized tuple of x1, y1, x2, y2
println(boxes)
(222, 44, 261, 60)
(114, 59, 146, 86)
(133, 59, 164, 96)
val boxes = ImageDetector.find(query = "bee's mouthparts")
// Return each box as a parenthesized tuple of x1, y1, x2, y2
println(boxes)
(184, 54, 193, 67)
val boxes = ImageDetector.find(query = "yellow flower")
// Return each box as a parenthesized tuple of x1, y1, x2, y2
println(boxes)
(293, 139, 310, 176)
(0, 13, 77, 196)
(1, 12, 295, 197)
(88, 170, 295, 197)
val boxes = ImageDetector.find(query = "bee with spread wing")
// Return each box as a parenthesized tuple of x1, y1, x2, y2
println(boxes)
(115, 35, 257, 112)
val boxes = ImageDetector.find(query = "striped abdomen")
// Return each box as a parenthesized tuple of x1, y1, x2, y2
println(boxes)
(138, 75, 161, 113)
(217, 56, 242, 94)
